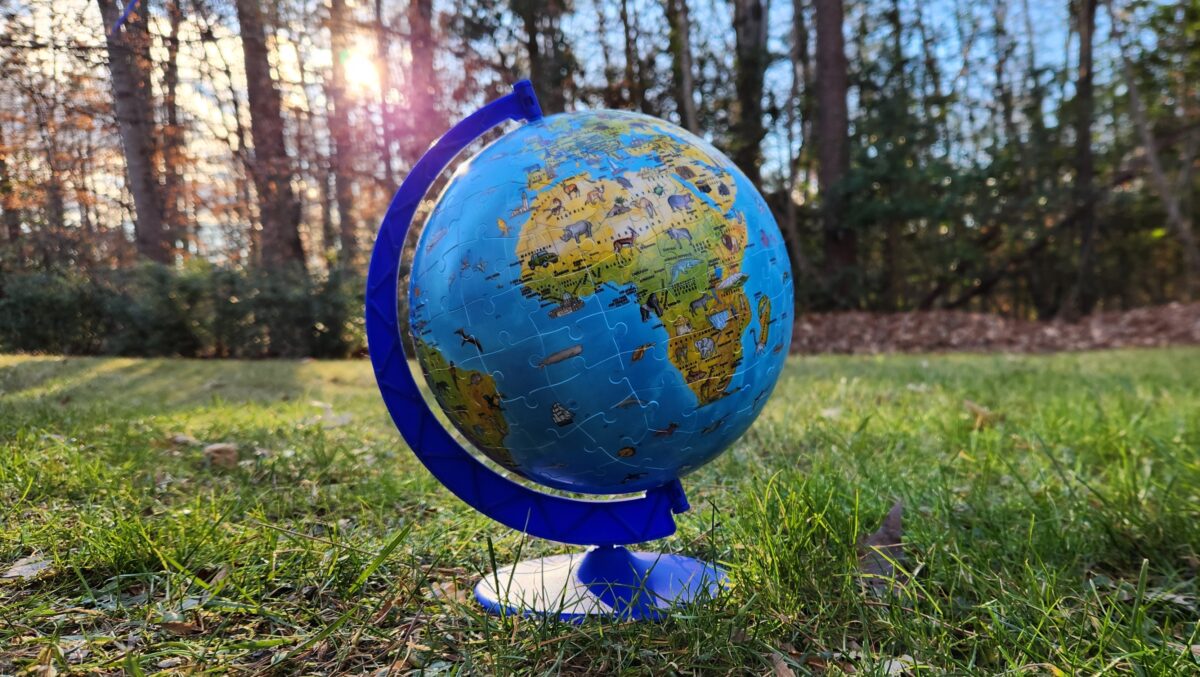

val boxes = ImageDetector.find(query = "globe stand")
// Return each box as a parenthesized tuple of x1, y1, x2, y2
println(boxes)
(475, 546, 725, 621)
(366, 80, 727, 622)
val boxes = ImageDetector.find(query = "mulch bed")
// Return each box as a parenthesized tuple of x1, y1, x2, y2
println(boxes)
(790, 303, 1200, 354)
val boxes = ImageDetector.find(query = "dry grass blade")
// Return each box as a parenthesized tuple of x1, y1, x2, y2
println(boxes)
(963, 399, 1003, 430)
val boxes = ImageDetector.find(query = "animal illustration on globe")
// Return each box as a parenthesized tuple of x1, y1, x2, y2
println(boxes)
(407, 109, 793, 495)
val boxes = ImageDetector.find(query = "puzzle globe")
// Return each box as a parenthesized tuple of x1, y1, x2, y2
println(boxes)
(407, 109, 793, 495)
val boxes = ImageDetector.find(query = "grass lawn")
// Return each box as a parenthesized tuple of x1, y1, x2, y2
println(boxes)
(1, 350, 1198, 674)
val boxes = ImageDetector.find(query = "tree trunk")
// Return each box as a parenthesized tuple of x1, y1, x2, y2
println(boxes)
(0, 122, 22, 247)
(375, 0, 397, 186)
(406, 0, 442, 161)
(96, 0, 170, 264)
(1065, 0, 1098, 317)
(883, 0, 906, 310)
(329, 0, 358, 264)
(514, 0, 569, 114)
(665, 0, 699, 133)
(781, 0, 814, 296)
(235, 0, 305, 268)
(320, 163, 336, 258)
(731, 0, 768, 186)
(814, 0, 854, 295)
(619, 0, 644, 111)
(792, 0, 815, 177)
(163, 0, 187, 256)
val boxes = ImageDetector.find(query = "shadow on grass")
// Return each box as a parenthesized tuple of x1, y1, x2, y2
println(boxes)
(0, 356, 337, 421)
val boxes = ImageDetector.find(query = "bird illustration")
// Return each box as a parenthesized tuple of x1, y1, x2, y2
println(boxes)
(455, 328, 483, 352)
(497, 217, 509, 236)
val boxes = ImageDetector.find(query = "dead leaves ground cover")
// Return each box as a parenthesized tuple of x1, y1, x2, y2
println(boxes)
(0, 352, 1197, 674)
(791, 302, 1200, 355)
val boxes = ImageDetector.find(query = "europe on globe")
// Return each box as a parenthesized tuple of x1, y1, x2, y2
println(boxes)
(407, 109, 792, 495)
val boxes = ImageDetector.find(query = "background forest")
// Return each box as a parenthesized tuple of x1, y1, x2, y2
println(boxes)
(0, 0, 1196, 357)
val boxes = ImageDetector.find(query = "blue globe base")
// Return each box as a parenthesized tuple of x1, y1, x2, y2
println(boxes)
(474, 546, 726, 621)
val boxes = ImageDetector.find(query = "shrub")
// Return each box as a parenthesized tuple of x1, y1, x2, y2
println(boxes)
(0, 272, 110, 354)
(0, 265, 366, 358)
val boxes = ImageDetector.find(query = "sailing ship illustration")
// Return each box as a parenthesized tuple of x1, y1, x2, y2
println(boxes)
(551, 402, 575, 426)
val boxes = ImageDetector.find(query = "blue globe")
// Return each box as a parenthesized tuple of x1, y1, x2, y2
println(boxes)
(407, 110, 792, 495)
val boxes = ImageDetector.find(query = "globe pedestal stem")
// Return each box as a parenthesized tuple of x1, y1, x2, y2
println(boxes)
(473, 546, 726, 621)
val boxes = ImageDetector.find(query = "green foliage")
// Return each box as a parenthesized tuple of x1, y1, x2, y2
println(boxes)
(769, 0, 1197, 316)
(0, 272, 110, 354)
(0, 265, 365, 358)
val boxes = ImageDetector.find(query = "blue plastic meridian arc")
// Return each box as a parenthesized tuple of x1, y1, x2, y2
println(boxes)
(366, 80, 690, 547)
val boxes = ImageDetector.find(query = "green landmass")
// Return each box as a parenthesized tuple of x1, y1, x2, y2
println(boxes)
(513, 116, 750, 406)
(412, 338, 513, 469)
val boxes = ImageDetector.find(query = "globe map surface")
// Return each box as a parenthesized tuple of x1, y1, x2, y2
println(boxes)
(407, 110, 792, 494)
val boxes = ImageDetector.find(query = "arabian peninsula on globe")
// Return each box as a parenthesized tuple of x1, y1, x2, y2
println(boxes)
(407, 110, 792, 494)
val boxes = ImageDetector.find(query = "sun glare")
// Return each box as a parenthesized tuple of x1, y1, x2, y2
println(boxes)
(342, 48, 380, 95)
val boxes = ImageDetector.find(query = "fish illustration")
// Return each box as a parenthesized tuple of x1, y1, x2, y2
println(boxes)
(614, 395, 644, 408)
(670, 258, 701, 282)
(537, 344, 583, 368)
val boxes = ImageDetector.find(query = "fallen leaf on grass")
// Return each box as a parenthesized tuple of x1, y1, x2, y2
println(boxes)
(203, 443, 239, 468)
(2, 554, 52, 581)
(858, 501, 906, 597)
(963, 399, 1002, 430)
(371, 596, 398, 624)
(880, 654, 926, 675)
(770, 653, 796, 677)
(1166, 643, 1200, 658)
(169, 433, 200, 447)
(159, 621, 202, 636)
(432, 580, 471, 604)
(1146, 590, 1197, 612)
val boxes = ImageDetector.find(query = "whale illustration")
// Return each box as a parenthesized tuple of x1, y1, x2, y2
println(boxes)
(537, 344, 583, 368)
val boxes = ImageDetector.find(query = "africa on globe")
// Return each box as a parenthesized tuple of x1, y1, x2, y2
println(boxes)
(407, 109, 792, 495)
